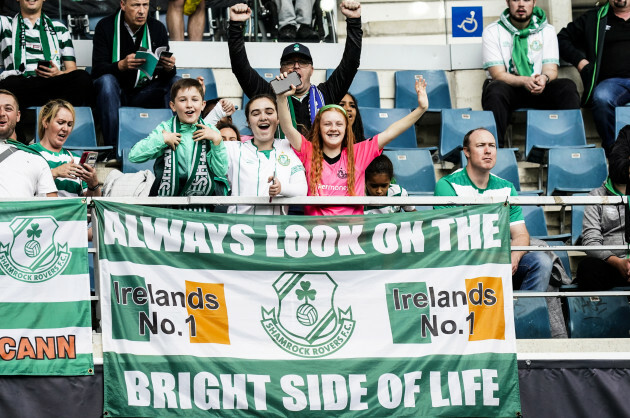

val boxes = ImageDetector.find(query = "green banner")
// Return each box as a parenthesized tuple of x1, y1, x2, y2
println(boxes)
(96, 201, 521, 417)
(0, 199, 93, 376)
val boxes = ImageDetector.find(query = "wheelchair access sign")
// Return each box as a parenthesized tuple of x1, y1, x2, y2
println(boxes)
(452, 6, 482, 37)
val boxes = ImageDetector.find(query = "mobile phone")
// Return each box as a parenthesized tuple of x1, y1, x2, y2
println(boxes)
(37, 60, 51, 69)
(161, 51, 173, 58)
(270, 72, 302, 95)
(79, 151, 98, 168)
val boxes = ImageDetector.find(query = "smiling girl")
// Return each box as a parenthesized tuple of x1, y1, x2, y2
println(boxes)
(277, 74, 428, 216)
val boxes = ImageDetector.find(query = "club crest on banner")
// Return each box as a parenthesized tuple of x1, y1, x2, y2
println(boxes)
(0, 216, 71, 282)
(261, 272, 355, 358)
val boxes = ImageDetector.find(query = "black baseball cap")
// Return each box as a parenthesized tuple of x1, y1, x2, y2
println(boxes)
(280, 43, 313, 64)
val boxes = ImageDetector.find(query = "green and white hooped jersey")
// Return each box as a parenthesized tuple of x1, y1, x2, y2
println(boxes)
(30, 143, 86, 197)
(434, 168, 524, 225)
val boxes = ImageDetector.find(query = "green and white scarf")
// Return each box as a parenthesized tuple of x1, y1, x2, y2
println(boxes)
(157, 116, 216, 198)
(11, 13, 61, 75)
(498, 7, 547, 77)
(112, 9, 150, 88)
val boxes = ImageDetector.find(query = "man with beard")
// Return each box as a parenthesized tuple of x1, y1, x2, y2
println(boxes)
(558, 0, 630, 154)
(481, 0, 580, 147)
(0, 90, 56, 197)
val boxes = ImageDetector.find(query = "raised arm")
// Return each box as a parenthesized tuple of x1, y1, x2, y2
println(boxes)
(377, 77, 428, 149)
(276, 77, 303, 150)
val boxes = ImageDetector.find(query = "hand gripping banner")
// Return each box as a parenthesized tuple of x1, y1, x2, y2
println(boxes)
(95, 201, 521, 417)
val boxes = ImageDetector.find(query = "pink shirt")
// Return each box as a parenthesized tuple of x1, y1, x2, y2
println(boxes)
(293, 135, 381, 216)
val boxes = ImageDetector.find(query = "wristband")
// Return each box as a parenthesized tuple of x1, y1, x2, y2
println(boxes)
(87, 184, 100, 191)
(542, 73, 550, 83)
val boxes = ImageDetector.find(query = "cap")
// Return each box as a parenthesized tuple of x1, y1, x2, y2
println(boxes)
(280, 43, 312, 63)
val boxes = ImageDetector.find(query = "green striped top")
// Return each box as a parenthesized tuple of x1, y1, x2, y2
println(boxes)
(30, 143, 85, 197)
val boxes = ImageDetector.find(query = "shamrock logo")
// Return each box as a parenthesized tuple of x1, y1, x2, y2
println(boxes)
(24, 223, 42, 258)
(295, 281, 318, 326)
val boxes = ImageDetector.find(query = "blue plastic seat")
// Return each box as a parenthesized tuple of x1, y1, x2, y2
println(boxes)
(35, 106, 112, 153)
(360, 107, 416, 148)
(395, 70, 452, 111)
(571, 203, 586, 245)
(521, 205, 571, 241)
(566, 296, 630, 338)
(440, 109, 497, 163)
(513, 297, 552, 339)
(118, 107, 174, 171)
(546, 148, 607, 195)
(525, 110, 592, 163)
(615, 106, 630, 140)
(176, 68, 218, 100)
(383, 148, 436, 195)
(242, 68, 281, 108)
(231, 109, 253, 136)
(326, 69, 380, 108)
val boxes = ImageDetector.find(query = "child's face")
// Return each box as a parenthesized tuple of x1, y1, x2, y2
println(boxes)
(319, 110, 346, 151)
(169, 87, 205, 124)
(247, 97, 278, 143)
(366, 173, 391, 196)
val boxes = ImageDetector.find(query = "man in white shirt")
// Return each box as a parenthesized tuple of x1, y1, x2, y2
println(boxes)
(481, 0, 580, 147)
(0, 90, 57, 197)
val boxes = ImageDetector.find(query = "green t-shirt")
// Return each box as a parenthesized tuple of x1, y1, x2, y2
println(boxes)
(434, 168, 524, 225)
(30, 143, 86, 197)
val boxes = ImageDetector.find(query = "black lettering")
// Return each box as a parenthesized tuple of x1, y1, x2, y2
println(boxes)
(205, 293, 219, 310)
(413, 292, 428, 308)
(133, 287, 147, 305)
(393, 288, 401, 310)
(452, 290, 467, 307)
(187, 288, 204, 310)
(139, 311, 158, 335)
(121, 287, 133, 305)
(421, 315, 438, 338)
(156, 290, 170, 306)
(484, 288, 497, 305)
(402, 293, 412, 310)
(468, 283, 483, 306)
(437, 291, 451, 307)
(171, 291, 185, 307)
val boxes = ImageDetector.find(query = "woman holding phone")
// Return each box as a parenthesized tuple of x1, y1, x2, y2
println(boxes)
(30, 99, 101, 198)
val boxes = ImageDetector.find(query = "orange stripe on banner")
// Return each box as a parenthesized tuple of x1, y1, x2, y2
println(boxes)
(185, 282, 231, 344)
(465, 276, 505, 341)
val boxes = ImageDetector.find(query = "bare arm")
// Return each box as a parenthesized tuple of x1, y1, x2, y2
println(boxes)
(510, 223, 530, 275)
(275, 77, 302, 150)
(377, 77, 428, 149)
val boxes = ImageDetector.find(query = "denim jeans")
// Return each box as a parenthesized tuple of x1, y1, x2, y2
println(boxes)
(275, 0, 315, 27)
(94, 74, 179, 150)
(591, 77, 630, 153)
(513, 251, 552, 291)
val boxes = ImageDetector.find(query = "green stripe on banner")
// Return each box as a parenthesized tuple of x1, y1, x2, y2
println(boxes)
(2, 353, 93, 376)
(94, 201, 511, 271)
(103, 352, 520, 417)
(0, 198, 87, 223)
(61, 248, 89, 275)
(0, 300, 91, 329)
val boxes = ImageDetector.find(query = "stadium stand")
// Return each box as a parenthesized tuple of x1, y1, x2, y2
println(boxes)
(521, 205, 571, 242)
(361, 107, 417, 148)
(615, 106, 630, 140)
(35, 106, 112, 153)
(439, 109, 497, 163)
(176, 68, 218, 100)
(394, 70, 452, 111)
(513, 297, 552, 339)
(118, 107, 174, 172)
(383, 148, 436, 195)
(326, 69, 380, 108)
(546, 148, 607, 196)
(565, 295, 630, 338)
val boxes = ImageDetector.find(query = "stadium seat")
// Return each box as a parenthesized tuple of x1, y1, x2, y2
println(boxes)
(242, 68, 280, 108)
(326, 69, 380, 108)
(231, 109, 253, 136)
(513, 297, 552, 339)
(176, 68, 218, 100)
(521, 205, 571, 241)
(118, 107, 174, 170)
(394, 70, 452, 111)
(546, 148, 607, 195)
(525, 109, 593, 164)
(461, 148, 542, 195)
(383, 148, 436, 195)
(361, 107, 416, 148)
(35, 106, 113, 153)
(615, 106, 630, 140)
(566, 296, 630, 338)
(122, 150, 155, 174)
(439, 109, 497, 163)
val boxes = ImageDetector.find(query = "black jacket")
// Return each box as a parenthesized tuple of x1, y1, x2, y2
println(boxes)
(557, 4, 610, 106)
(609, 125, 630, 185)
(91, 10, 176, 93)
(228, 18, 362, 134)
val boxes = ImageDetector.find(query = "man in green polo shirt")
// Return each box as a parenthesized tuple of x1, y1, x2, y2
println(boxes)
(434, 127, 551, 291)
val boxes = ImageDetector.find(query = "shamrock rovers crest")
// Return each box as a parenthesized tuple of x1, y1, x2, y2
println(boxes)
(0, 216, 71, 282)
(261, 272, 355, 358)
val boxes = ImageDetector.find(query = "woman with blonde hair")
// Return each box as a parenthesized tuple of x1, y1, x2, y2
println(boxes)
(30, 99, 101, 197)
